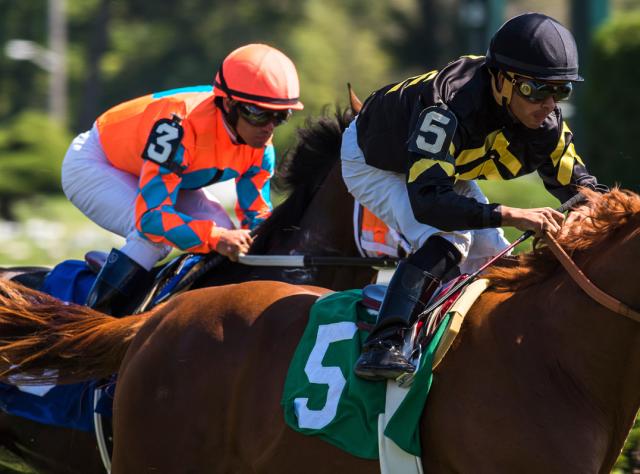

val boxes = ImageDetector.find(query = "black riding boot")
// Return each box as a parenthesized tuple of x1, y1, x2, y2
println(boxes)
(354, 235, 461, 381)
(354, 261, 440, 380)
(85, 248, 148, 316)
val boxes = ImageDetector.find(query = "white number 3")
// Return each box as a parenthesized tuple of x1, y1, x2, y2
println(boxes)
(146, 123, 180, 163)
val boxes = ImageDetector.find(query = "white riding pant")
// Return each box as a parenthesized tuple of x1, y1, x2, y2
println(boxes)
(340, 119, 510, 274)
(61, 124, 234, 270)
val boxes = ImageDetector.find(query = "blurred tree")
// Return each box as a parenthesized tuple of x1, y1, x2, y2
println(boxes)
(275, 0, 394, 149)
(582, 12, 640, 191)
(387, 0, 463, 71)
(76, 0, 111, 129)
(0, 111, 69, 220)
(0, 1, 48, 118)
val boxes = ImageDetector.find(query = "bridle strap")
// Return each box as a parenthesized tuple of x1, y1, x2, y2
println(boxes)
(544, 232, 640, 323)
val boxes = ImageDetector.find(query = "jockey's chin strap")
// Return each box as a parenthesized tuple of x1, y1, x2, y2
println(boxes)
(544, 232, 640, 323)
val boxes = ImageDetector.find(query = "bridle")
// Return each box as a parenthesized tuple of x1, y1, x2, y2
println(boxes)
(544, 232, 640, 322)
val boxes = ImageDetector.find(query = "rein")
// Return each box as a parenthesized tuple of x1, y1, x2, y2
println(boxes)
(544, 232, 640, 323)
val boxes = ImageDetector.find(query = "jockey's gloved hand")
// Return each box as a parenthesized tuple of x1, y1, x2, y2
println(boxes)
(499, 205, 565, 238)
(214, 228, 253, 261)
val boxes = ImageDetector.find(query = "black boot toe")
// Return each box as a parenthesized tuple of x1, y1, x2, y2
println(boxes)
(354, 341, 415, 381)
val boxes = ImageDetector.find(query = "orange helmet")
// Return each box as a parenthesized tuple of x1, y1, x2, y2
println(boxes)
(214, 44, 303, 111)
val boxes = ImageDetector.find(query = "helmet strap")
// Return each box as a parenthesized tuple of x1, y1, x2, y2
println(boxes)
(490, 70, 514, 107)
(215, 97, 246, 145)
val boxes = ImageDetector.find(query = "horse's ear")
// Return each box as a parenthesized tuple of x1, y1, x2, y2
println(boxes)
(347, 83, 362, 114)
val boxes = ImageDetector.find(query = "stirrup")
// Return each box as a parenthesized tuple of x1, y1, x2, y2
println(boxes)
(354, 338, 416, 381)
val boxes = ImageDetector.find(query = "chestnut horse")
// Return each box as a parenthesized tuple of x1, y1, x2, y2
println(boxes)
(0, 110, 379, 474)
(0, 188, 637, 473)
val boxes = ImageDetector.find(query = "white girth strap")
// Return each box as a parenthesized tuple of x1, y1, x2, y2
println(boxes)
(377, 381, 424, 474)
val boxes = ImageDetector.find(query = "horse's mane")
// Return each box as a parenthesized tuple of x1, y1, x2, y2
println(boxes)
(485, 187, 640, 290)
(250, 108, 354, 253)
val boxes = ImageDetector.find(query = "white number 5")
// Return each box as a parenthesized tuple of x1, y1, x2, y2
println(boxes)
(415, 110, 450, 154)
(293, 322, 357, 429)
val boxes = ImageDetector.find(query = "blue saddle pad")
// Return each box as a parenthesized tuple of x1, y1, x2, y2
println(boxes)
(41, 259, 97, 305)
(0, 379, 113, 432)
(0, 259, 111, 432)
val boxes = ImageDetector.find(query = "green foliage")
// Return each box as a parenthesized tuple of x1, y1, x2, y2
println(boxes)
(272, 0, 395, 152)
(0, 111, 69, 216)
(614, 417, 640, 472)
(582, 12, 640, 191)
(0, 1, 48, 118)
(479, 175, 558, 253)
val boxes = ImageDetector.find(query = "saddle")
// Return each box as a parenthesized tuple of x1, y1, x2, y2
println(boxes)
(362, 275, 490, 385)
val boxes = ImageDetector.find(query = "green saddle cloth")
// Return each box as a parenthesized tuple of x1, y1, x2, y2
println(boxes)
(281, 289, 450, 459)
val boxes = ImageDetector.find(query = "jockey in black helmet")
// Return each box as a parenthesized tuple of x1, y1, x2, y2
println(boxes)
(342, 12, 607, 381)
(486, 12, 583, 110)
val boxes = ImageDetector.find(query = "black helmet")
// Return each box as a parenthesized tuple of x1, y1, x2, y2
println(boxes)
(486, 12, 583, 82)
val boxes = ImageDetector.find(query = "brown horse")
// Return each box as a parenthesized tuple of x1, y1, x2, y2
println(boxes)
(0, 187, 637, 473)
(0, 109, 379, 474)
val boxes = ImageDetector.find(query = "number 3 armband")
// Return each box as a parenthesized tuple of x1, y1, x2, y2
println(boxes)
(408, 106, 457, 163)
(142, 118, 186, 174)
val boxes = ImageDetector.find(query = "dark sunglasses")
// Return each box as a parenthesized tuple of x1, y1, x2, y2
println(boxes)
(235, 102, 292, 127)
(514, 78, 573, 103)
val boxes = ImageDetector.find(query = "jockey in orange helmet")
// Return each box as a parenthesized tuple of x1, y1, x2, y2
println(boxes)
(61, 44, 303, 315)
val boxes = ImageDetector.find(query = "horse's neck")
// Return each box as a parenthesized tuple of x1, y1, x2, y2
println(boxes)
(295, 165, 355, 253)
(565, 245, 640, 467)
(514, 245, 640, 467)
(277, 165, 376, 290)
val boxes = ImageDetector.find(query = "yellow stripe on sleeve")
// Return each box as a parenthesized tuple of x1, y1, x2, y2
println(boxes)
(408, 159, 455, 183)
(407, 70, 437, 87)
(493, 132, 522, 176)
(568, 143, 585, 165)
(456, 159, 501, 181)
(385, 71, 438, 95)
(455, 130, 499, 166)
(557, 154, 575, 185)
(550, 122, 570, 167)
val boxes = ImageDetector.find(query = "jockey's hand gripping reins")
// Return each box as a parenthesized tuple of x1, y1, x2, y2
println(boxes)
(414, 192, 588, 323)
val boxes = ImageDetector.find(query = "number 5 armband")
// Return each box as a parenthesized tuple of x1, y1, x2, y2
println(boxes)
(142, 117, 186, 174)
(407, 106, 458, 181)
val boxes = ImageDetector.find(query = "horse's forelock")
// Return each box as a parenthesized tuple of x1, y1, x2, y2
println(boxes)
(487, 187, 640, 290)
(274, 108, 354, 193)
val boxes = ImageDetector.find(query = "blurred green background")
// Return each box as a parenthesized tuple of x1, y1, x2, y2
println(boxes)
(1, 0, 640, 471)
